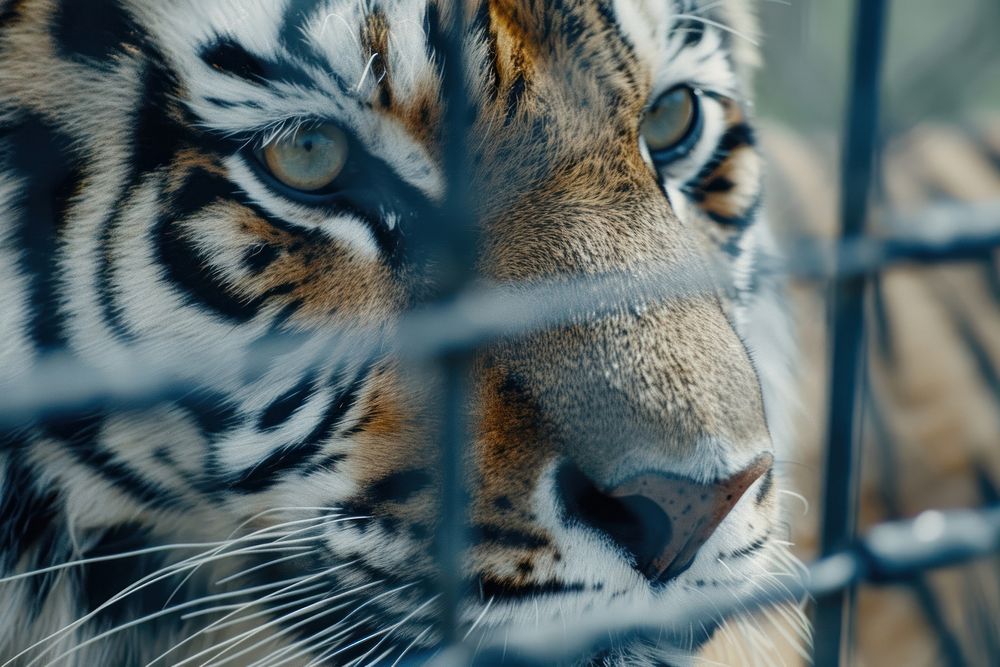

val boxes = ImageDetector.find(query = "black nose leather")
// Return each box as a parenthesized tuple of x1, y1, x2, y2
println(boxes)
(556, 453, 773, 583)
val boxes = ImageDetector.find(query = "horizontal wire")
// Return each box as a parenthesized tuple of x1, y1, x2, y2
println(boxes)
(1, 208, 997, 427)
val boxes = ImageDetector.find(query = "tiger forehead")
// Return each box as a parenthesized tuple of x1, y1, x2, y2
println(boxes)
(280, 0, 683, 106)
(471, 0, 661, 80)
(348, 0, 674, 99)
(347, 0, 685, 144)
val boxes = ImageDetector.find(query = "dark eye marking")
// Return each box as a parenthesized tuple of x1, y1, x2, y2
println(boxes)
(200, 38, 267, 82)
(198, 37, 337, 92)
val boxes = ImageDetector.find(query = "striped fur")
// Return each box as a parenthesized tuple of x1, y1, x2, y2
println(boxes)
(0, 1, 802, 665)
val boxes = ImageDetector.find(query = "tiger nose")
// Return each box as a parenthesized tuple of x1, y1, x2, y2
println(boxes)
(556, 453, 773, 583)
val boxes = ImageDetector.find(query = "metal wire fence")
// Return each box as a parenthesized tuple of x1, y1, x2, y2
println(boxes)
(2, 0, 999, 665)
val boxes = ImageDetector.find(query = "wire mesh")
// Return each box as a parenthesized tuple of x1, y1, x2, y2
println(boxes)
(813, 0, 889, 663)
(1, 0, 999, 665)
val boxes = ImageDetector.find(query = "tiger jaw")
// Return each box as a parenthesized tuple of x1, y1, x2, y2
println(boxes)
(297, 450, 784, 663)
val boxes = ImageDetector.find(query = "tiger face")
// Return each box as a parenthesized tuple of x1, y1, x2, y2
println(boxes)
(0, 0, 800, 664)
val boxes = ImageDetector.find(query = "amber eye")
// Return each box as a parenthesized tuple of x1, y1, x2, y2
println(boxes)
(641, 86, 701, 159)
(262, 124, 349, 192)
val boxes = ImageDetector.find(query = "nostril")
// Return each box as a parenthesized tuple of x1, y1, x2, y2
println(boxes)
(556, 454, 773, 584)
(556, 463, 673, 579)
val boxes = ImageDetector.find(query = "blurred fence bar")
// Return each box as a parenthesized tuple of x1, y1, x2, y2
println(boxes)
(813, 0, 890, 664)
(431, 0, 477, 655)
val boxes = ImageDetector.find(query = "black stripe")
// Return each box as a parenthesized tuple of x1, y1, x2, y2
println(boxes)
(98, 59, 187, 343)
(178, 390, 243, 437)
(705, 193, 761, 230)
(77, 524, 173, 627)
(505, 73, 528, 123)
(228, 364, 371, 494)
(720, 232, 743, 259)
(297, 452, 347, 478)
(202, 96, 261, 111)
(226, 442, 321, 494)
(43, 413, 187, 510)
(200, 38, 267, 82)
(300, 363, 370, 446)
(53, 0, 140, 63)
(166, 166, 238, 219)
(593, 0, 641, 91)
(177, 390, 242, 498)
(701, 175, 735, 193)
(0, 0, 27, 26)
(367, 469, 432, 504)
(422, 1, 448, 83)
(0, 439, 62, 573)
(3, 114, 79, 352)
(242, 243, 280, 274)
(258, 372, 318, 431)
(277, 0, 327, 64)
(154, 214, 266, 322)
(676, 12, 705, 47)
(154, 169, 268, 323)
(687, 121, 757, 196)
(477, 576, 586, 601)
(473, 524, 549, 549)
(95, 197, 140, 343)
(198, 36, 338, 93)
(755, 467, 774, 504)
(724, 534, 768, 560)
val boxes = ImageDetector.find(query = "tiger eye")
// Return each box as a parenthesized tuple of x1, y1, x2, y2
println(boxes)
(263, 124, 349, 192)
(641, 86, 698, 153)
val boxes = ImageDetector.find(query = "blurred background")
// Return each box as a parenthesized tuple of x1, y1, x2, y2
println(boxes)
(705, 1, 1000, 665)
(757, 0, 1000, 131)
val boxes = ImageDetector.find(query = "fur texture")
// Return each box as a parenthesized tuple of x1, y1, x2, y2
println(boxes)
(0, 1, 804, 664)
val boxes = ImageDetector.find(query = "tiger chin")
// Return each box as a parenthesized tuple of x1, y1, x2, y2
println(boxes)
(0, 0, 806, 665)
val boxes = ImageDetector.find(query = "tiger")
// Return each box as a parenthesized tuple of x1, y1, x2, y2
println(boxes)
(0, 1, 804, 665)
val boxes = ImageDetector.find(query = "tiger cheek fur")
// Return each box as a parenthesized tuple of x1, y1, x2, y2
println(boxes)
(0, 1, 804, 665)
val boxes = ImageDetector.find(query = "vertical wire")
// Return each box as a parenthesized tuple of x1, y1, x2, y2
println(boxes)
(812, 0, 889, 665)
(430, 0, 476, 661)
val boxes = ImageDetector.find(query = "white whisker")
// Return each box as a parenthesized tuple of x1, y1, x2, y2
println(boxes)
(214, 549, 318, 586)
(179, 583, 330, 623)
(262, 583, 420, 667)
(7, 537, 308, 667)
(777, 489, 810, 516)
(390, 626, 432, 667)
(159, 562, 363, 667)
(673, 13, 760, 46)
(202, 579, 391, 667)
(38, 576, 312, 667)
(464, 596, 495, 641)
(330, 594, 440, 667)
